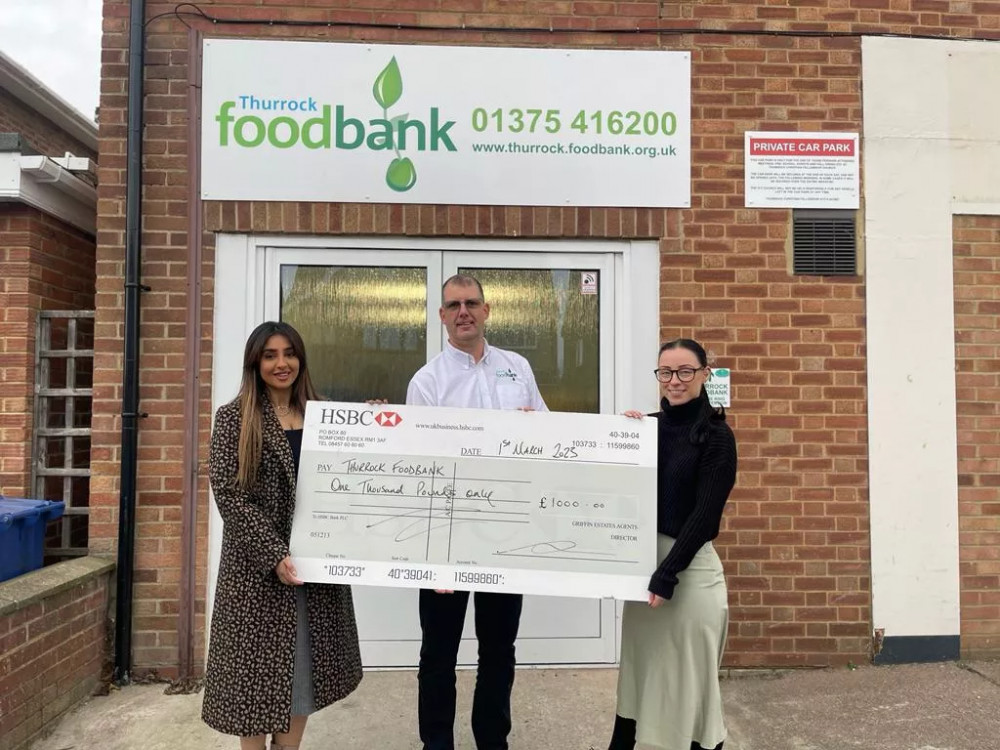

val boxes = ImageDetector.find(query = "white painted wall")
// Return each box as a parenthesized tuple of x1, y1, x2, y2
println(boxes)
(863, 37, 1000, 640)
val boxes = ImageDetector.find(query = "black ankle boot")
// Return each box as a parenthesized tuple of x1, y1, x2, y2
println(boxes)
(608, 714, 637, 750)
(690, 742, 724, 750)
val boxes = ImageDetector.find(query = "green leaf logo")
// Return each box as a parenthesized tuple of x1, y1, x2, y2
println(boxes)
(373, 57, 403, 109)
(373, 57, 418, 193)
(389, 113, 409, 137)
(386, 157, 417, 191)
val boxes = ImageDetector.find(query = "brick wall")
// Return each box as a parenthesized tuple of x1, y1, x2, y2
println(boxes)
(0, 205, 96, 498)
(92, 0, 1000, 675)
(953, 214, 1000, 659)
(0, 89, 96, 160)
(0, 558, 114, 750)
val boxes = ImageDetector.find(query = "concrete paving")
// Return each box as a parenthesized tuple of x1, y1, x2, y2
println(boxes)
(29, 661, 1000, 750)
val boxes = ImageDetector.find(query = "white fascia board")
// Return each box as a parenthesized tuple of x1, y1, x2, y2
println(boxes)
(20, 155, 97, 205)
(0, 151, 20, 194)
(51, 156, 96, 174)
(0, 152, 96, 235)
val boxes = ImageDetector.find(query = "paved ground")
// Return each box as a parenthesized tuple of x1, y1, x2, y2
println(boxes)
(30, 660, 1000, 750)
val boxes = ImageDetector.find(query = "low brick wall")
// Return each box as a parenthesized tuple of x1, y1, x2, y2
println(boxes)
(0, 556, 115, 750)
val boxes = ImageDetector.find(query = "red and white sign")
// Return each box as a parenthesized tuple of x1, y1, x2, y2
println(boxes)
(374, 411, 403, 427)
(744, 131, 859, 208)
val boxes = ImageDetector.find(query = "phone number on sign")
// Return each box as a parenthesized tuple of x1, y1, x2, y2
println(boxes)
(471, 108, 679, 136)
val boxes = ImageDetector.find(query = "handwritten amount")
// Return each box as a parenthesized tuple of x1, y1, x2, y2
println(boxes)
(329, 476, 495, 504)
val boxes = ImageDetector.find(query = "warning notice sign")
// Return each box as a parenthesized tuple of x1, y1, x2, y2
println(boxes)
(744, 132, 859, 209)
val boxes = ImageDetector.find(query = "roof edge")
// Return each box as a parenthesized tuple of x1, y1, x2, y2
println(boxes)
(0, 50, 98, 155)
(0, 151, 98, 236)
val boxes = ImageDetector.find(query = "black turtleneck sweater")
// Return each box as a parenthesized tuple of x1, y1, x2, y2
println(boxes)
(648, 396, 738, 600)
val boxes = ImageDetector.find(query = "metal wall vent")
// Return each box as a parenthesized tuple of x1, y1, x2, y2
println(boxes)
(792, 209, 857, 276)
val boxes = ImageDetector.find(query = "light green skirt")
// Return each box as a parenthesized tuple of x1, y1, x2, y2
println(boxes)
(617, 535, 728, 750)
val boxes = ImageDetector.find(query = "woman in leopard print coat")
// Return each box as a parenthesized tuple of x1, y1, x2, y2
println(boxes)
(202, 322, 362, 747)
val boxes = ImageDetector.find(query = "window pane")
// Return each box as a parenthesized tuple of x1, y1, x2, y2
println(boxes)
(460, 268, 600, 413)
(280, 265, 427, 403)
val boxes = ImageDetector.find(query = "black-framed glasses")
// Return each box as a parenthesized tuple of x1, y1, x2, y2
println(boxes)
(442, 298, 484, 312)
(653, 366, 704, 383)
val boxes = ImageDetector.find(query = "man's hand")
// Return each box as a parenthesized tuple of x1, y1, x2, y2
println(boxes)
(276, 556, 304, 586)
(434, 589, 455, 594)
(648, 592, 666, 608)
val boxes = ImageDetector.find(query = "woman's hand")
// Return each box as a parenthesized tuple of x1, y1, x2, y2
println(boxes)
(434, 589, 455, 594)
(366, 398, 387, 406)
(648, 592, 666, 608)
(276, 556, 304, 586)
(623, 409, 644, 420)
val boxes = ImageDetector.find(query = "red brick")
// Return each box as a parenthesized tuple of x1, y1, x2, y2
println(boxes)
(954, 216, 1000, 658)
(92, 0, 989, 672)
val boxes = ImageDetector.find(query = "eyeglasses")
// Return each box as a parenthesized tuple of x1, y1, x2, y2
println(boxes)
(653, 366, 704, 383)
(442, 298, 484, 312)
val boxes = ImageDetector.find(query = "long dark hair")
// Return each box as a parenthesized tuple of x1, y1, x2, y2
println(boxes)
(659, 338, 726, 445)
(235, 321, 318, 489)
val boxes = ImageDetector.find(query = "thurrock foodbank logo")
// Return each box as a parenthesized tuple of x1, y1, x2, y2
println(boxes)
(214, 57, 456, 192)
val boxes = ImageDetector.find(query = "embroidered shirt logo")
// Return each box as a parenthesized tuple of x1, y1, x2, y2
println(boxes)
(374, 411, 403, 427)
(496, 368, 518, 381)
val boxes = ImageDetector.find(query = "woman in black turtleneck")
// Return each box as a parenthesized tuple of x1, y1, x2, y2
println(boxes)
(605, 338, 737, 750)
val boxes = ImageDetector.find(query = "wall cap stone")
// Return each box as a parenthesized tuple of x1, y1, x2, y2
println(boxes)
(0, 556, 115, 617)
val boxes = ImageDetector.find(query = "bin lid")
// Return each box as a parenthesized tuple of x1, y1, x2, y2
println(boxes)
(0, 498, 66, 526)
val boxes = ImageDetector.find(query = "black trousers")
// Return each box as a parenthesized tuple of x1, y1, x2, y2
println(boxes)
(417, 588, 523, 750)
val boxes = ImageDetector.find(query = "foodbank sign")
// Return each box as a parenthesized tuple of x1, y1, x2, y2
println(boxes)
(705, 368, 731, 408)
(201, 40, 692, 207)
(213, 58, 455, 192)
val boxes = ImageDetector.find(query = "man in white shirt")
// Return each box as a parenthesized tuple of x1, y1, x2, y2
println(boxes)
(407, 274, 547, 750)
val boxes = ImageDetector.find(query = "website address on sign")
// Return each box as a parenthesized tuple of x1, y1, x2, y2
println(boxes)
(471, 142, 679, 158)
(415, 422, 485, 432)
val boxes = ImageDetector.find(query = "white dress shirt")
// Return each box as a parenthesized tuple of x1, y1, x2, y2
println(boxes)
(406, 340, 548, 411)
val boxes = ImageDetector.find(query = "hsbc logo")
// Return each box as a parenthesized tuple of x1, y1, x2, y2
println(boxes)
(375, 411, 403, 427)
(317, 407, 402, 427)
(319, 407, 374, 426)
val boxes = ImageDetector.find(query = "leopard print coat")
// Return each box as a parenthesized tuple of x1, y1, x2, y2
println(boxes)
(202, 398, 363, 736)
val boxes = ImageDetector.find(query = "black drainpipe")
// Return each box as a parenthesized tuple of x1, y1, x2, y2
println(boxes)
(114, 0, 147, 684)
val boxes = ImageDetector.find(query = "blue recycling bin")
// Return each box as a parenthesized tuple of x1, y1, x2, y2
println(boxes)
(0, 497, 66, 583)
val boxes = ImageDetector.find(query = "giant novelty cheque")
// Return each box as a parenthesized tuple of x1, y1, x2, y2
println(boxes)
(289, 402, 658, 601)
